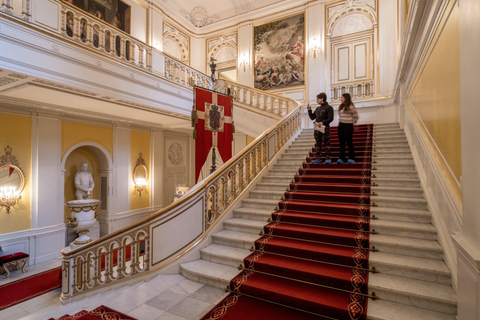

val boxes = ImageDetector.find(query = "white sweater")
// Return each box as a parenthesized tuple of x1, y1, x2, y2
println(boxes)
(338, 104, 359, 124)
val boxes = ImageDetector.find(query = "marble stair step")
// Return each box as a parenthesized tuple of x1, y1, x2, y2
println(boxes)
(372, 133, 407, 139)
(372, 136, 408, 144)
(371, 195, 427, 210)
(373, 152, 412, 158)
(180, 259, 237, 289)
(282, 153, 311, 159)
(371, 219, 436, 240)
(371, 186, 423, 198)
(249, 189, 285, 199)
(373, 142, 410, 148)
(368, 273, 457, 315)
(273, 165, 304, 172)
(370, 234, 444, 260)
(200, 243, 250, 268)
(276, 159, 305, 166)
(371, 206, 431, 223)
(223, 218, 266, 234)
(262, 175, 296, 183)
(372, 128, 403, 134)
(212, 229, 260, 250)
(372, 158, 414, 165)
(372, 177, 421, 187)
(268, 169, 305, 176)
(372, 171, 418, 179)
(369, 251, 451, 285)
(367, 299, 456, 320)
(374, 147, 410, 153)
(256, 182, 293, 191)
(371, 163, 416, 172)
(233, 207, 274, 221)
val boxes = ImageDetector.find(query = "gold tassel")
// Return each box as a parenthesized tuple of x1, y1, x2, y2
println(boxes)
(191, 107, 198, 127)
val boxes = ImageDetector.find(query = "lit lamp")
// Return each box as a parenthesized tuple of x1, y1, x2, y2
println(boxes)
(0, 146, 25, 214)
(0, 186, 21, 214)
(239, 54, 248, 72)
(310, 38, 320, 59)
(133, 153, 148, 195)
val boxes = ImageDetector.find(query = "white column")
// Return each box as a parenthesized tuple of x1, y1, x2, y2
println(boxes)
(150, 8, 163, 52)
(151, 129, 165, 210)
(110, 126, 130, 233)
(190, 37, 206, 73)
(32, 115, 64, 263)
(237, 21, 254, 87)
(378, 0, 398, 96)
(455, 1, 480, 319)
(306, 2, 325, 104)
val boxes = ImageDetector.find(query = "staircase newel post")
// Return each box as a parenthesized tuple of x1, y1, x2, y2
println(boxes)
(60, 255, 75, 303)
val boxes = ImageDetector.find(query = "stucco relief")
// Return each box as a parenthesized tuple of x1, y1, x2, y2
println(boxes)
(331, 13, 373, 38)
(181, 6, 219, 28)
(168, 143, 183, 166)
(163, 22, 190, 63)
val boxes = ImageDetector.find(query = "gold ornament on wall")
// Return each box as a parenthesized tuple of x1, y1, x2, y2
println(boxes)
(0, 146, 26, 214)
(133, 153, 148, 195)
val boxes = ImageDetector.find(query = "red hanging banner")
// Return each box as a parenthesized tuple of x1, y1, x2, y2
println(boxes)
(193, 87, 233, 183)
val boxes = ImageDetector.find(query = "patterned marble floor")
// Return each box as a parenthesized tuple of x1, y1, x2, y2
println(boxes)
(0, 258, 228, 320)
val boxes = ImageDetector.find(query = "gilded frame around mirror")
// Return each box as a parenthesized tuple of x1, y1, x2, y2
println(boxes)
(0, 146, 26, 214)
(133, 153, 148, 195)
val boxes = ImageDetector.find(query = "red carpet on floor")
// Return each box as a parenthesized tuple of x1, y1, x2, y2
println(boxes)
(49, 305, 137, 320)
(0, 267, 62, 311)
(201, 124, 373, 320)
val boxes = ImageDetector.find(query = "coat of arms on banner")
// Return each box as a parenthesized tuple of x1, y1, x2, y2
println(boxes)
(205, 103, 225, 133)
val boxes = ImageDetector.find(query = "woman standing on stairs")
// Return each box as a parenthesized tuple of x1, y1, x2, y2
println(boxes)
(337, 93, 359, 164)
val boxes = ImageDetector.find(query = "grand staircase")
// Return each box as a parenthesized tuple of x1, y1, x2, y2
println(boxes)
(181, 123, 457, 319)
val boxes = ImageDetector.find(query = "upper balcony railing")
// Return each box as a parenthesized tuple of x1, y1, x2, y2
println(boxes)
(330, 81, 374, 102)
(0, 0, 297, 119)
(60, 105, 303, 302)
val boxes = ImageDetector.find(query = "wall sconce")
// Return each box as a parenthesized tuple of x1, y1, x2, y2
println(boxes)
(133, 153, 148, 195)
(239, 54, 248, 72)
(0, 146, 25, 214)
(310, 38, 320, 59)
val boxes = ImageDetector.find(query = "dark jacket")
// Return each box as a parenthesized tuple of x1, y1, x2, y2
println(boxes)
(308, 102, 334, 127)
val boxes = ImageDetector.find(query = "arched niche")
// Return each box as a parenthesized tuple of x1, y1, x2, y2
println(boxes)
(163, 36, 189, 63)
(331, 13, 374, 38)
(61, 142, 113, 238)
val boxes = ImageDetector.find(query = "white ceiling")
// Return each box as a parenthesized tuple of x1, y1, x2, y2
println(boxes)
(161, 0, 299, 28)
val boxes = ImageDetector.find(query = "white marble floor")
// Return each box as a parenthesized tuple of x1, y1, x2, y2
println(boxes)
(0, 259, 228, 320)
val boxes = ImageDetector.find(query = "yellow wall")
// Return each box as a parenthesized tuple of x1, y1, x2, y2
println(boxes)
(64, 147, 100, 221)
(407, 2, 461, 196)
(246, 135, 255, 145)
(62, 122, 113, 158)
(0, 113, 31, 234)
(130, 130, 150, 210)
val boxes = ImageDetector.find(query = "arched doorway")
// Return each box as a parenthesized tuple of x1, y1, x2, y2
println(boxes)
(61, 142, 113, 242)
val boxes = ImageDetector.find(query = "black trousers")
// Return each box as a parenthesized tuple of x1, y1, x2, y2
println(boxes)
(314, 126, 331, 159)
(338, 122, 355, 161)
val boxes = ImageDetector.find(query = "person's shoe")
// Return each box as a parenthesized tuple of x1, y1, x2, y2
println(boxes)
(325, 159, 332, 164)
(337, 159, 344, 164)
(347, 159, 356, 163)
(312, 159, 322, 164)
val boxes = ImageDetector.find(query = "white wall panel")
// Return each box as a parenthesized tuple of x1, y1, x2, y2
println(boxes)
(35, 0, 60, 30)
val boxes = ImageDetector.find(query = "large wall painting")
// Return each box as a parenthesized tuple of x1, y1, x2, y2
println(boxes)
(254, 13, 305, 90)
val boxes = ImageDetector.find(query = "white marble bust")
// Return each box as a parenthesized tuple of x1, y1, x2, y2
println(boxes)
(74, 162, 95, 200)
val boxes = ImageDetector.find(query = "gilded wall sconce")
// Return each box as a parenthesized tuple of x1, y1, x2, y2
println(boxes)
(133, 153, 148, 195)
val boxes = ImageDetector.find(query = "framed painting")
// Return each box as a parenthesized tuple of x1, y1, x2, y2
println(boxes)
(254, 13, 305, 90)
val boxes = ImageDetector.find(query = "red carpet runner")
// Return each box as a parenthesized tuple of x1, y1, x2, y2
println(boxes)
(0, 267, 62, 311)
(201, 124, 373, 320)
(48, 305, 137, 320)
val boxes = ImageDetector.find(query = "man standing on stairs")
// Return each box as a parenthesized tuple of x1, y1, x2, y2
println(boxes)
(307, 93, 334, 164)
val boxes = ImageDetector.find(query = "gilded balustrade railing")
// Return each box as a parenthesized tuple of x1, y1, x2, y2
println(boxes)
(331, 81, 375, 101)
(0, 0, 30, 21)
(61, 105, 302, 303)
(220, 80, 294, 117)
(1, 0, 297, 118)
